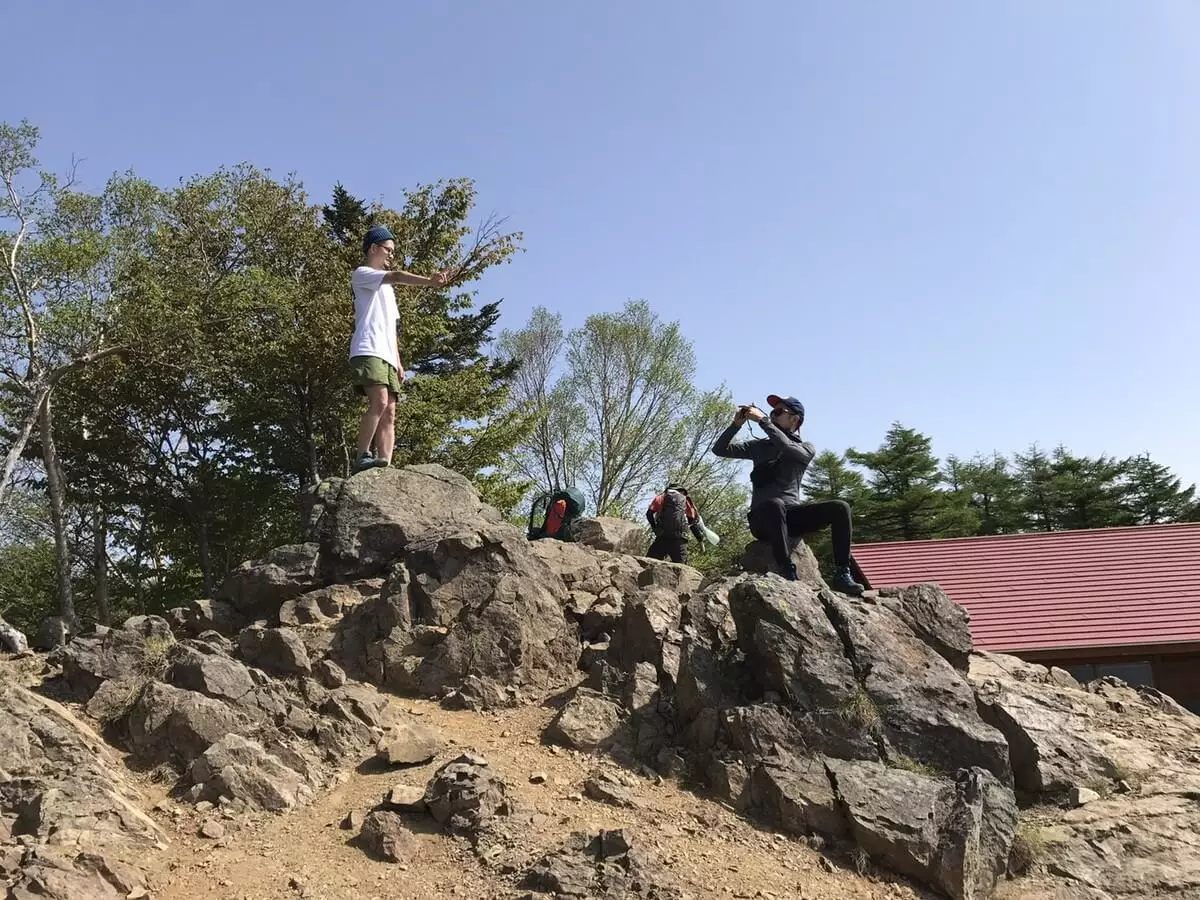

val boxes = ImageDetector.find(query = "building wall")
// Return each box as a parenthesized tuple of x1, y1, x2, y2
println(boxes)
(1022, 648, 1200, 714)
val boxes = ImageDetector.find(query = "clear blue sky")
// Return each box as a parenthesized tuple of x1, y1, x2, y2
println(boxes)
(7, 2, 1199, 485)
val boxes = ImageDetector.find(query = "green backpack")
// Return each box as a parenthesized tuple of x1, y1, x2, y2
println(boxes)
(527, 487, 587, 541)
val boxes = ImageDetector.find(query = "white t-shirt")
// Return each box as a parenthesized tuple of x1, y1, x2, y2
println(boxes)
(349, 266, 401, 370)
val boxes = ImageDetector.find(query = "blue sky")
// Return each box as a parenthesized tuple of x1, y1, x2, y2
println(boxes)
(7, 1, 1199, 485)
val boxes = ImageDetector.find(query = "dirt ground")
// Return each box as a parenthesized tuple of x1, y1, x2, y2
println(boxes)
(140, 697, 935, 900)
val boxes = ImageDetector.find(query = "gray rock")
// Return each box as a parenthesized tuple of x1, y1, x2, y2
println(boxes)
(423, 753, 510, 836)
(1070, 786, 1101, 807)
(572, 517, 648, 555)
(238, 626, 311, 676)
(0, 616, 29, 654)
(824, 594, 1011, 782)
(313, 465, 501, 581)
(315, 658, 347, 688)
(376, 719, 446, 765)
(359, 810, 416, 862)
(219, 543, 319, 619)
(584, 774, 638, 808)
(168, 644, 255, 701)
(546, 689, 625, 752)
(877, 583, 973, 672)
(175, 598, 246, 637)
(828, 760, 1016, 900)
(520, 829, 682, 899)
(125, 681, 242, 767)
(279, 584, 367, 626)
(341, 810, 364, 830)
(188, 733, 309, 811)
(60, 616, 175, 699)
(728, 577, 860, 711)
(0, 678, 165, 898)
(740, 538, 826, 584)
(971, 652, 1147, 793)
(383, 784, 426, 812)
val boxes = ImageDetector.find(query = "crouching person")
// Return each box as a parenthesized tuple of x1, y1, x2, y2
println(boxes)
(645, 483, 707, 564)
(712, 395, 863, 596)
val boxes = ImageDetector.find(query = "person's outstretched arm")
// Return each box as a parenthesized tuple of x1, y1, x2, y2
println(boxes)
(383, 267, 454, 288)
(712, 408, 757, 459)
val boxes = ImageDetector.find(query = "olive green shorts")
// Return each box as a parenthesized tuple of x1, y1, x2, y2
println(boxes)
(349, 355, 402, 397)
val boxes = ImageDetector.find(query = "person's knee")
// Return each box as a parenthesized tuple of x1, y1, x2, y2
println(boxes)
(381, 396, 397, 424)
(833, 499, 851, 519)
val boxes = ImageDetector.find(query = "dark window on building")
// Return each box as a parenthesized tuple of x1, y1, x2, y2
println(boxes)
(1065, 661, 1154, 688)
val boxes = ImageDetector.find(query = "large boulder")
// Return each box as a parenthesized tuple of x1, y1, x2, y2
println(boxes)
(188, 733, 311, 811)
(334, 522, 580, 706)
(572, 517, 648, 555)
(828, 759, 1016, 900)
(312, 465, 502, 581)
(124, 681, 243, 767)
(824, 594, 1011, 781)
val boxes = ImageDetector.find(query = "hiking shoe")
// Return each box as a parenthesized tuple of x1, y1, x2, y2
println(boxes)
(352, 453, 375, 474)
(830, 566, 864, 597)
(782, 562, 799, 581)
(371, 457, 391, 469)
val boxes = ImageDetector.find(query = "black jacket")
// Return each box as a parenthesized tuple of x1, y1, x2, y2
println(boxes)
(712, 419, 815, 509)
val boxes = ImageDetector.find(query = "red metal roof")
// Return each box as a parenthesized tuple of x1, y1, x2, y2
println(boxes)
(853, 523, 1200, 654)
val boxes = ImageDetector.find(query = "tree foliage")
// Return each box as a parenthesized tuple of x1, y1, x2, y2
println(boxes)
(1, 120, 529, 629)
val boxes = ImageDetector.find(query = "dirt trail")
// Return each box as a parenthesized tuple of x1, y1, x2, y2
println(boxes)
(143, 697, 933, 900)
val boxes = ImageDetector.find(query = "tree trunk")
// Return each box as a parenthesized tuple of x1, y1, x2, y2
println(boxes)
(93, 506, 110, 625)
(197, 520, 214, 597)
(39, 394, 76, 631)
(0, 386, 49, 509)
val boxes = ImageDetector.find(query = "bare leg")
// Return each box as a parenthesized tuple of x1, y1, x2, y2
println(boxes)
(356, 385, 389, 458)
(373, 393, 397, 463)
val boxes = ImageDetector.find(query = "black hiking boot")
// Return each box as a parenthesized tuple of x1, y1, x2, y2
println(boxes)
(782, 562, 799, 581)
(352, 453, 375, 474)
(829, 565, 864, 597)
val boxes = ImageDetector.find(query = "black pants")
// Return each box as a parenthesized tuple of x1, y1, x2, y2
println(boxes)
(748, 498, 852, 570)
(647, 534, 689, 564)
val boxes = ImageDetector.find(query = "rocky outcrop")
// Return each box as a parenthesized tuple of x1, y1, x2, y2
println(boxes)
(9, 463, 1200, 900)
(556, 566, 1019, 899)
(0, 675, 165, 898)
(971, 652, 1200, 899)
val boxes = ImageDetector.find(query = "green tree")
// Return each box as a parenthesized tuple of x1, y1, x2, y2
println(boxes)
(1119, 454, 1197, 525)
(944, 452, 1024, 534)
(1, 120, 158, 628)
(847, 423, 977, 542)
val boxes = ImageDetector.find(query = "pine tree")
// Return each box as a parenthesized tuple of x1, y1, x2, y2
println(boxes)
(944, 453, 1024, 534)
(322, 183, 368, 245)
(1120, 454, 1197, 525)
(847, 424, 977, 542)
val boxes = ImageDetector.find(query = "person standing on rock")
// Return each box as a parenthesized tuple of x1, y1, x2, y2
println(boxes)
(712, 395, 864, 595)
(645, 483, 708, 563)
(349, 225, 454, 474)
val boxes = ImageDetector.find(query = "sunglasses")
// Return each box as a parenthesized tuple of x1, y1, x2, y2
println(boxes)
(769, 407, 795, 418)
